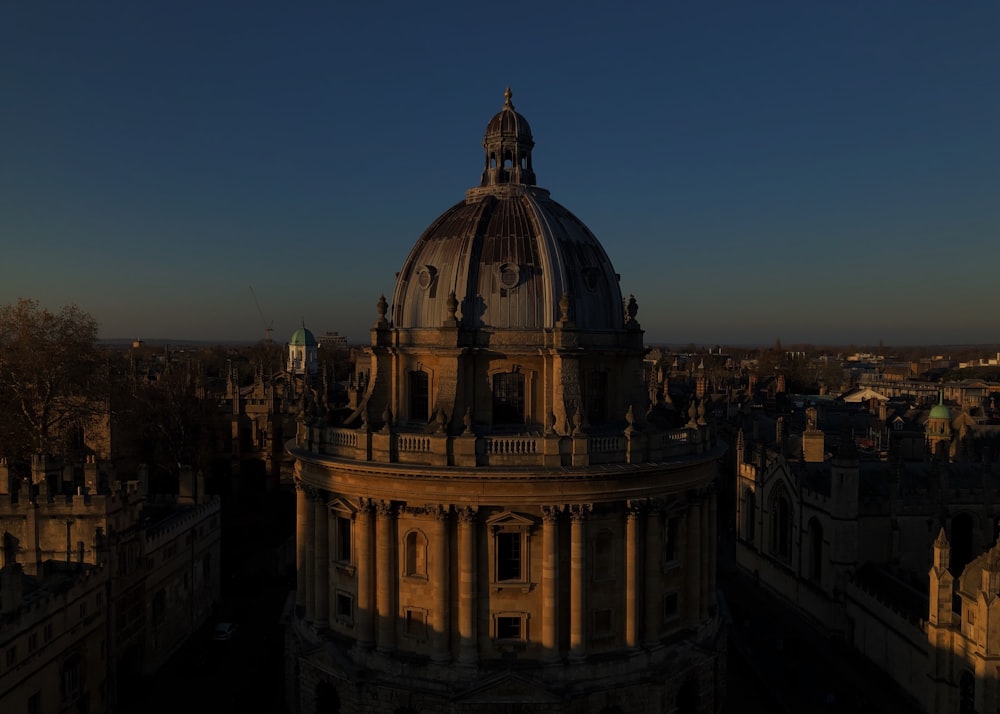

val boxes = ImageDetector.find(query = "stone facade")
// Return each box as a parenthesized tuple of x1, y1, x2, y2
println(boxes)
(0, 455, 222, 712)
(286, 90, 726, 714)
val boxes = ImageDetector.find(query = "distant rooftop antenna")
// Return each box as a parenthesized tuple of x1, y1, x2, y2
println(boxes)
(249, 285, 274, 345)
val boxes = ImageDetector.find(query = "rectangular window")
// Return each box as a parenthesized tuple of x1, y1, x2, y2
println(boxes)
(336, 591, 353, 625)
(592, 608, 614, 639)
(6, 646, 16, 667)
(336, 516, 352, 562)
(28, 632, 38, 653)
(28, 691, 41, 714)
(496, 615, 523, 641)
(492, 371, 525, 424)
(663, 592, 679, 621)
(663, 517, 678, 564)
(496, 532, 522, 581)
(404, 609, 427, 639)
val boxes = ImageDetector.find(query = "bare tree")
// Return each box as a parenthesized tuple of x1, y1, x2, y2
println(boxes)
(0, 299, 104, 461)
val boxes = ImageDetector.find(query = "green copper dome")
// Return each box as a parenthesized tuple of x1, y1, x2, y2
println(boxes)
(290, 326, 317, 347)
(929, 392, 950, 420)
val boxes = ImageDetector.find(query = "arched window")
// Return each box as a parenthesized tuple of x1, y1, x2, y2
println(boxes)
(742, 489, 756, 544)
(403, 530, 427, 578)
(409, 370, 429, 422)
(808, 518, 823, 583)
(959, 670, 975, 714)
(770, 487, 792, 562)
(492, 371, 524, 424)
(584, 370, 608, 424)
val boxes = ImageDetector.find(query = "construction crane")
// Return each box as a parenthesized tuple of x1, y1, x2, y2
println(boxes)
(249, 285, 274, 345)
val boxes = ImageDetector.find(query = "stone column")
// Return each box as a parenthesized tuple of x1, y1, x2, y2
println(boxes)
(304, 489, 317, 622)
(569, 504, 590, 662)
(355, 499, 375, 648)
(542, 505, 561, 661)
(431, 506, 451, 663)
(643, 503, 661, 647)
(700, 491, 710, 618)
(457, 507, 478, 665)
(314, 494, 329, 625)
(686, 498, 702, 623)
(625, 502, 640, 650)
(295, 481, 308, 610)
(376, 500, 396, 652)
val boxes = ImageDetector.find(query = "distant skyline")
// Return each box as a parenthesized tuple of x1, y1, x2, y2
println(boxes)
(3, 2, 998, 347)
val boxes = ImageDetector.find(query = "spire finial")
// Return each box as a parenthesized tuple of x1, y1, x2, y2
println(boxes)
(503, 86, 513, 109)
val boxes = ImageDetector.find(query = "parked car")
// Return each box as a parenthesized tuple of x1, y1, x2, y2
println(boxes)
(211, 622, 239, 641)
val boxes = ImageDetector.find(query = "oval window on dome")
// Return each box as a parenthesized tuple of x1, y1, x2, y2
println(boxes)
(417, 265, 437, 290)
(498, 263, 520, 289)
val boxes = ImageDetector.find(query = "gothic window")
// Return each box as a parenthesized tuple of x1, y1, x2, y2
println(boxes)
(60, 652, 81, 705)
(492, 371, 525, 425)
(584, 370, 608, 423)
(409, 370, 429, 422)
(742, 489, 756, 544)
(403, 530, 427, 578)
(770, 488, 792, 562)
(593, 529, 614, 580)
(959, 670, 975, 714)
(808, 518, 823, 583)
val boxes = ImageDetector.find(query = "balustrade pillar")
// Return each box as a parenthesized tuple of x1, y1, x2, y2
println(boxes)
(314, 494, 329, 624)
(625, 503, 640, 649)
(355, 500, 375, 648)
(542, 505, 561, 661)
(376, 500, 396, 652)
(457, 507, 478, 665)
(431, 506, 451, 662)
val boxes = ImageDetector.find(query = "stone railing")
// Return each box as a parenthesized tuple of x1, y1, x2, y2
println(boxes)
(311, 423, 711, 469)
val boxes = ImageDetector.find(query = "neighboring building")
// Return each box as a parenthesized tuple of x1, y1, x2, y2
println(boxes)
(288, 325, 319, 377)
(0, 455, 221, 712)
(285, 89, 726, 713)
(730, 379, 1000, 713)
(0, 562, 108, 714)
(317, 331, 348, 350)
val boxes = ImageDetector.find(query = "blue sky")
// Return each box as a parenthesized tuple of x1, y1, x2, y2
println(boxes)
(3, 1, 998, 346)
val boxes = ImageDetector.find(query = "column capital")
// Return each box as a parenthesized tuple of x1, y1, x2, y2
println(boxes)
(432, 504, 451, 522)
(356, 497, 374, 516)
(375, 499, 395, 517)
(457, 506, 478, 524)
(568, 503, 592, 523)
(542, 505, 562, 523)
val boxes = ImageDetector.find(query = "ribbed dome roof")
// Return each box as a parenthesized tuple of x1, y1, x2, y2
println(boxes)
(484, 86, 533, 139)
(390, 89, 624, 332)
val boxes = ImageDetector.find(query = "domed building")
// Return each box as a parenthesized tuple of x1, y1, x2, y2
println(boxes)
(286, 89, 726, 713)
(288, 323, 319, 377)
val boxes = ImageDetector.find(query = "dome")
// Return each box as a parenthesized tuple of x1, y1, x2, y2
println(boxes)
(391, 89, 624, 332)
(930, 393, 951, 420)
(290, 326, 317, 347)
